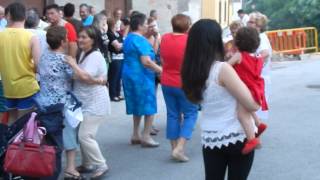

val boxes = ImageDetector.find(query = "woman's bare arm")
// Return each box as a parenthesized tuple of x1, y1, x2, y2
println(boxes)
(140, 56, 162, 74)
(219, 62, 260, 112)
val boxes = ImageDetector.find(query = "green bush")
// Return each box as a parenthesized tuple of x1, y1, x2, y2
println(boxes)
(245, 0, 320, 47)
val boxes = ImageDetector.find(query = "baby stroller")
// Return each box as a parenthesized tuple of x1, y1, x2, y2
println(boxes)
(0, 92, 81, 180)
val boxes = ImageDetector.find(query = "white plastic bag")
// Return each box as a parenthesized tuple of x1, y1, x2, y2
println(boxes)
(64, 106, 83, 128)
(64, 92, 83, 128)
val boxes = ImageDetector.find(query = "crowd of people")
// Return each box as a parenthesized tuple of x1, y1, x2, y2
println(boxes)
(0, 2, 272, 180)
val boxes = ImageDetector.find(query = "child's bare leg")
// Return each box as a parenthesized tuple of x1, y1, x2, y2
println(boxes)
(252, 112, 262, 127)
(237, 103, 255, 140)
(252, 112, 268, 137)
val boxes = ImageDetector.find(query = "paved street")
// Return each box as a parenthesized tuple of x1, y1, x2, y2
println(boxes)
(73, 56, 320, 180)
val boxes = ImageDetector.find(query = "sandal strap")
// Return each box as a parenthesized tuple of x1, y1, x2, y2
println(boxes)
(92, 167, 109, 178)
(64, 171, 83, 179)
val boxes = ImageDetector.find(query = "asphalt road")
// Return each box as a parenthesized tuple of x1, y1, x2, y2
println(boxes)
(68, 57, 320, 180)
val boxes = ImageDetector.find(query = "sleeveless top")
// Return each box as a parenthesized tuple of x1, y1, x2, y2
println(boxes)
(201, 61, 256, 149)
(234, 52, 268, 110)
(0, 28, 39, 98)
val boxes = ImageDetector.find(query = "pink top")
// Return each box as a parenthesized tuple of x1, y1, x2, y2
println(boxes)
(160, 33, 188, 88)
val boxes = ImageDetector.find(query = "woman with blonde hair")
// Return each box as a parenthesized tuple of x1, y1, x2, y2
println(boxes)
(247, 12, 272, 123)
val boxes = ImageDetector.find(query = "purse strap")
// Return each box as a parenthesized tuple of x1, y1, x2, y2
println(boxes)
(22, 112, 46, 144)
(23, 112, 37, 142)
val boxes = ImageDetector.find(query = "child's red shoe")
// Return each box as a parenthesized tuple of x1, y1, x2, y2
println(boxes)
(242, 138, 260, 155)
(257, 123, 267, 137)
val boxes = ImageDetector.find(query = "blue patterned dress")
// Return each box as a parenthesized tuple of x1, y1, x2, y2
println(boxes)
(122, 33, 157, 116)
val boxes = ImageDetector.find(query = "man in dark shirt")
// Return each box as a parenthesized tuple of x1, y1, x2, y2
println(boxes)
(63, 3, 82, 35)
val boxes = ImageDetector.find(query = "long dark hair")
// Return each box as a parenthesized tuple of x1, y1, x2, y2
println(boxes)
(181, 19, 224, 103)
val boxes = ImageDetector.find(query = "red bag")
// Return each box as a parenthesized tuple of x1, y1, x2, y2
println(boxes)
(3, 112, 56, 177)
(4, 142, 56, 177)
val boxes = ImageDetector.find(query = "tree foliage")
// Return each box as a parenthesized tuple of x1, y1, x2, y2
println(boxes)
(245, 0, 320, 30)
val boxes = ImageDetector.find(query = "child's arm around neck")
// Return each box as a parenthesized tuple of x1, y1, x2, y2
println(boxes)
(227, 51, 242, 65)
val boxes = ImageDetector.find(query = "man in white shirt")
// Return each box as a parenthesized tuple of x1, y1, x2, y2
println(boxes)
(238, 9, 249, 26)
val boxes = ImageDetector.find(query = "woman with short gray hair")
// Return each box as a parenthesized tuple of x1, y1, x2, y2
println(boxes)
(25, 8, 48, 55)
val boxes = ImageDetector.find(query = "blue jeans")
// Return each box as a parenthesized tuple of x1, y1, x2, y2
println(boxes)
(162, 85, 198, 140)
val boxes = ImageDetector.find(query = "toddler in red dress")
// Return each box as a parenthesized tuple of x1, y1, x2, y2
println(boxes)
(228, 27, 268, 154)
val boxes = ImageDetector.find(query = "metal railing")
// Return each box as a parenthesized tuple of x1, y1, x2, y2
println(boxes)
(266, 27, 318, 54)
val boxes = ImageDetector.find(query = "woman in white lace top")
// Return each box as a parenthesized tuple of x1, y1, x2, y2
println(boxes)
(181, 19, 260, 180)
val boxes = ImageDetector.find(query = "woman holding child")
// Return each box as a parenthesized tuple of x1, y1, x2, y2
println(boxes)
(181, 19, 260, 180)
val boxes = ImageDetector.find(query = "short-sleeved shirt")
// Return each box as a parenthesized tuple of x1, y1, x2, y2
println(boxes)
(73, 51, 110, 116)
(66, 18, 82, 35)
(82, 15, 94, 27)
(160, 33, 188, 88)
(36, 51, 73, 107)
(0, 28, 39, 98)
(64, 22, 77, 42)
(107, 30, 124, 60)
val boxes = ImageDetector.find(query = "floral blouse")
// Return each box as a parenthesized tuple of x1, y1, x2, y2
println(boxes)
(36, 51, 73, 107)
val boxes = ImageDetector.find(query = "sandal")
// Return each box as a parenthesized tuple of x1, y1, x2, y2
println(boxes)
(118, 96, 125, 100)
(76, 165, 95, 173)
(64, 171, 84, 180)
(111, 97, 120, 102)
(90, 166, 109, 180)
(130, 139, 141, 145)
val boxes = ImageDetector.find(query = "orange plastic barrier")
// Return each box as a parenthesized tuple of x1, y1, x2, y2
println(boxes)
(266, 27, 318, 55)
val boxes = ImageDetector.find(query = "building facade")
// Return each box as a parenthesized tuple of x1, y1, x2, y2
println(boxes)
(0, 0, 131, 19)
(0, 0, 235, 32)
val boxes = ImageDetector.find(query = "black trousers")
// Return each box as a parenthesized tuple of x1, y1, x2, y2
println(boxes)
(202, 141, 254, 180)
(108, 60, 123, 99)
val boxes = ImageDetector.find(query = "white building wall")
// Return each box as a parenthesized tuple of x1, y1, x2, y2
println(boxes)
(132, 0, 201, 33)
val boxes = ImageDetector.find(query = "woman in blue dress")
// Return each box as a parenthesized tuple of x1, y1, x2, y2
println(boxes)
(122, 13, 162, 147)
